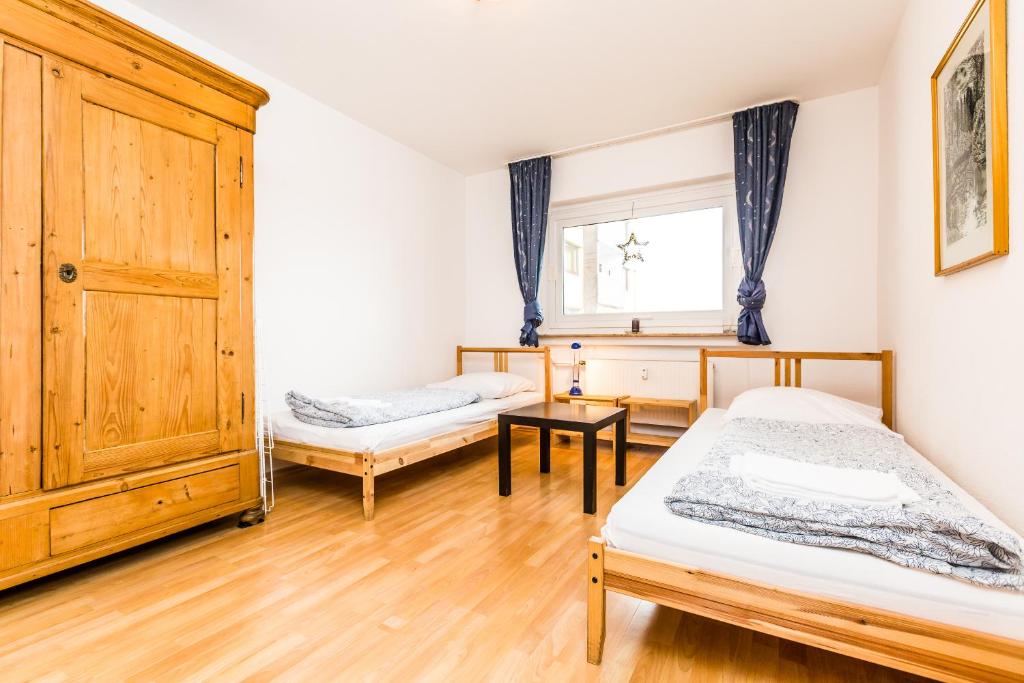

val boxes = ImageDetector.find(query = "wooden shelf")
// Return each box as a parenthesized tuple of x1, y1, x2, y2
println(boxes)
(624, 433, 679, 448)
(622, 396, 697, 425)
(553, 392, 628, 403)
(620, 397, 693, 409)
(539, 332, 734, 339)
(621, 396, 696, 449)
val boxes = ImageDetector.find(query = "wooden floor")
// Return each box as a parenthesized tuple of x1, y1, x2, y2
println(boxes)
(0, 431, 926, 682)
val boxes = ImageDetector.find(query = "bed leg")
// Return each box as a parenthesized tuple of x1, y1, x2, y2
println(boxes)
(362, 454, 375, 521)
(587, 536, 606, 665)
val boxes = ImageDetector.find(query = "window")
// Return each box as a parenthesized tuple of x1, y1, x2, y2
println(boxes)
(544, 181, 740, 333)
(561, 208, 724, 315)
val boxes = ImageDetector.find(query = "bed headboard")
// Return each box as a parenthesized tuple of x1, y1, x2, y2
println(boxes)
(456, 346, 552, 402)
(698, 349, 894, 430)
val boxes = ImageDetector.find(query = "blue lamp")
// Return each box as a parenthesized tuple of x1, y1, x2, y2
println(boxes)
(569, 342, 583, 396)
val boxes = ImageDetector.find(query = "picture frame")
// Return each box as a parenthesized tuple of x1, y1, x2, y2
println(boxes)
(931, 0, 1008, 276)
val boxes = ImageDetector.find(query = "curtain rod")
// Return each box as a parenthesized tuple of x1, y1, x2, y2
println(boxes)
(509, 96, 800, 165)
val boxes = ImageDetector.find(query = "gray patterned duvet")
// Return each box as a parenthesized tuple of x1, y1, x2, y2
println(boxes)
(664, 417, 1024, 590)
(285, 388, 479, 428)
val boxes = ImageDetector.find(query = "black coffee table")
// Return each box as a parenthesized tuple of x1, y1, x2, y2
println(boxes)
(497, 402, 627, 514)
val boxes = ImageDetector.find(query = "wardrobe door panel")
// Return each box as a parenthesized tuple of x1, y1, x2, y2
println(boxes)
(42, 61, 245, 488)
(81, 99, 217, 272)
(0, 43, 43, 498)
(83, 293, 218, 456)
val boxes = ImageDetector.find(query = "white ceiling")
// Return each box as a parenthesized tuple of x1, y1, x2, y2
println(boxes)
(130, 0, 907, 174)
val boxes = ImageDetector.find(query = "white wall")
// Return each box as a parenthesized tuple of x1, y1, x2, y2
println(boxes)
(94, 0, 467, 411)
(877, 0, 1024, 531)
(465, 88, 880, 405)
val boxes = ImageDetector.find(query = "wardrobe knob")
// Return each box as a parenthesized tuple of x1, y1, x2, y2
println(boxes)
(58, 263, 78, 283)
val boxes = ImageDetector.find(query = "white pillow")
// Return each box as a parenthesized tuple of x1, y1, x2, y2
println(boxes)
(723, 386, 888, 432)
(427, 372, 535, 399)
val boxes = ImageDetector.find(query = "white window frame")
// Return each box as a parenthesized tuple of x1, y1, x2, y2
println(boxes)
(543, 180, 741, 334)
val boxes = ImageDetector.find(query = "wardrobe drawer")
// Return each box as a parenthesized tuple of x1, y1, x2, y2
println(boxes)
(0, 512, 49, 571)
(50, 465, 240, 555)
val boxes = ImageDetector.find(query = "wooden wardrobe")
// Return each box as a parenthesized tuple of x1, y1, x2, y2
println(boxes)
(0, 0, 268, 589)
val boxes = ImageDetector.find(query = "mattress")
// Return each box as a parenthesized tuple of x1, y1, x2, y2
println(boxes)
(272, 391, 544, 454)
(603, 409, 1024, 640)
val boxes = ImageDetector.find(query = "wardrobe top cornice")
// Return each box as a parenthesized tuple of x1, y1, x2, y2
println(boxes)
(4, 0, 269, 125)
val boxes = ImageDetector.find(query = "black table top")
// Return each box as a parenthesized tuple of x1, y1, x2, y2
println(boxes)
(498, 401, 626, 432)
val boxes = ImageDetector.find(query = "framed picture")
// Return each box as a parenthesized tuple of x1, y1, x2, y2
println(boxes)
(931, 0, 1008, 276)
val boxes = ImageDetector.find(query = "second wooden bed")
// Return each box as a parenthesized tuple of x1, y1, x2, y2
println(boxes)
(273, 346, 551, 520)
(587, 349, 1024, 682)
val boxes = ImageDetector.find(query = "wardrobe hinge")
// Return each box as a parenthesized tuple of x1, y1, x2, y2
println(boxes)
(239, 156, 245, 188)
(241, 392, 246, 424)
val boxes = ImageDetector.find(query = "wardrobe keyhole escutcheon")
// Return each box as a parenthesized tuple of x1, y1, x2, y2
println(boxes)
(58, 263, 77, 283)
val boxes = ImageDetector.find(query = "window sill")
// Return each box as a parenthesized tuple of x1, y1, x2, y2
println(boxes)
(538, 331, 735, 339)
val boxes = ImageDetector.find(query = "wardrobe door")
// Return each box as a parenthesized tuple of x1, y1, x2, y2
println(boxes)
(0, 42, 43, 499)
(41, 59, 247, 488)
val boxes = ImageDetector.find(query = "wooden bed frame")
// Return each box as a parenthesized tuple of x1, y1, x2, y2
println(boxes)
(273, 346, 551, 520)
(587, 349, 1024, 682)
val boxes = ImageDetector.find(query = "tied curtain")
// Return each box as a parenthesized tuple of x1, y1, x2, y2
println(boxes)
(509, 156, 552, 347)
(732, 101, 799, 345)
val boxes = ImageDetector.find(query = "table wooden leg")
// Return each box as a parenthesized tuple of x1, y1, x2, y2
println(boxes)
(498, 420, 512, 496)
(583, 431, 597, 514)
(539, 427, 550, 473)
(615, 417, 626, 486)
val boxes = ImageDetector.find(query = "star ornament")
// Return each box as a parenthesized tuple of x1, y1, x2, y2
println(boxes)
(616, 231, 649, 267)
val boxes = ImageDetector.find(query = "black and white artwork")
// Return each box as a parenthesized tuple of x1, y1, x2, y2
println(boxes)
(932, 0, 1007, 275)
(942, 33, 987, 248)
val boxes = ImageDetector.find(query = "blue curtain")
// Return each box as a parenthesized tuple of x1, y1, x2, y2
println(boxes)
(509, 156, 552, 347)
(732, 101, 799, 345)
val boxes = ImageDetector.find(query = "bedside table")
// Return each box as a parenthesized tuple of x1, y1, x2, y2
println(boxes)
(552, 392, 630, 407)
(619, 396, 696, 448)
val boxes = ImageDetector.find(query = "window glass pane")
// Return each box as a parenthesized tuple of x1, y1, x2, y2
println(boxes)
(561, 207, 723, 315)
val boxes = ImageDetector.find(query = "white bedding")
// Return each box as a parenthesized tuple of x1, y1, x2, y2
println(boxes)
(603, 409, 1024, 639)
(272, 391, 544, 454)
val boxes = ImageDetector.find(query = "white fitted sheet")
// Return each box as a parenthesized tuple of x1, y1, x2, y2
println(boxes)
(272, 391, 544, 454)
(603, 409, 1024, 639)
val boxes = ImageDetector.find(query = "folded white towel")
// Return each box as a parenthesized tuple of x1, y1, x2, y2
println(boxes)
(730, 451, 921, 507)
